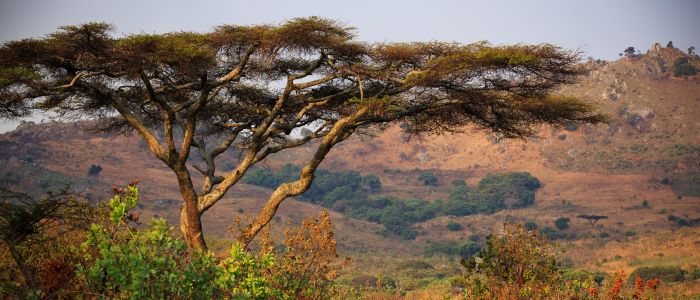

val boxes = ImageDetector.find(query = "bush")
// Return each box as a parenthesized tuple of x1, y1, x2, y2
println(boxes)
(629, 266, 686, 284)
(523, 220, 538, 231)
(461, 224, 561, 298)
(446, 222, 462, 231)
(451, 179, 466, 187)
(361, 175, 382, 193)
(78, 185, 282, 299)
(673, 57, 697, 77)
(554, 217, 570, 230)
(668, 214, 700, 227)
(418, 171, 439, 186)
(87, 164, 102, 176)
(562, 269, 607, 285)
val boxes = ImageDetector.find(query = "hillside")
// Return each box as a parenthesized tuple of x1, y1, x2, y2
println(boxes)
(1, 44, 700, 293)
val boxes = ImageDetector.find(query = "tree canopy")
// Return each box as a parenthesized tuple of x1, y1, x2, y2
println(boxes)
(0, 17, 604, 250)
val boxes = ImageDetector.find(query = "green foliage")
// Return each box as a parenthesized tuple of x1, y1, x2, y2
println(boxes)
(445, 172, 541, 216)
(417, 171, 439, 186)
(424, 240, 479, 258)
(78, 185, 282, 299)
(668, 214, 700, 227)
(462, 225, 560, 283)
(672, 57, 697, 77)
(562, 269, 607, 285)
(554, 217, 571, 230)
(523, 220, 538, 231)
(628, 266, 687, 284)
(451, 179, 467, 187)
(461, 224, 562, 298)
(87, 164, 102, 176)
(361, 175, 382, 193)
(107, 185, 139, 223)
(446, 222, 462, 231)
(245, 167, 543, 240)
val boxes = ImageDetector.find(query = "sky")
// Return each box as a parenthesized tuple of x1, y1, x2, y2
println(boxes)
(1, 0, 699, 132)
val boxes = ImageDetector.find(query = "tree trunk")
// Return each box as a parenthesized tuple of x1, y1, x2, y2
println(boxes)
(174, 168, 207, 251)
(237, 110, 364, 247)
(7, 242, 37, 291)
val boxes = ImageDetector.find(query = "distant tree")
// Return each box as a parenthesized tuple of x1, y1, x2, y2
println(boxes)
(361, 175, 382, 193)
(87, 164, 102, 176)
(0, 19, 604, 250)
(666, 41, 674, 48)
(673, 57, 697, 77)
(577, 214, 608, 227)
(689, 46, 696, 56)
(554, 217, 570, 230)
(418, 171, 439, 186)
(623, 46, 637, 58)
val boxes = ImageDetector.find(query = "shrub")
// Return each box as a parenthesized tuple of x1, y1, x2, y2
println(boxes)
(628, 266, 686, 284)
(264, 210, 343, 299)
(361, 175, 382, 193)
(668, 214, 700, 227)
(418, 171, 439, 186)
(673, 57, 697, 77)
(451, 179, 466, 187)
(461, 224, 561, 298)
(78, 185, 282, 299)
(446, 222, 462, 231)
(562, 269, 608, 285)
(87, 164, 102, 176)
(554, 217, 571, 230)
(523, 220, 538, 231)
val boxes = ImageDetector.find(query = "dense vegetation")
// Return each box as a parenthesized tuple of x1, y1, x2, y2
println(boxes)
(244, 165, 541, 239)
(0, 184, 342, 299)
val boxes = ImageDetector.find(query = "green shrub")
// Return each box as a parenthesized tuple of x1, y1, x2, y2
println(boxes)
(523, 220, 538, 231)
(690, 269, 700, 281)
(361, 175, 382, 193)
(78, 185, 282, 299)
(668, 214, 700, 227)
(554, 217, 570, 230)
(418, 171, 439, 186)
(446, 222, 462, 231)
(446, 172, 541, 216)
(451, 179, 466, 187)
(673, 57, 697, 77)
(462, 224, 560, 298)
(562, 269, 607, 285)
(628, 266, 686, 284)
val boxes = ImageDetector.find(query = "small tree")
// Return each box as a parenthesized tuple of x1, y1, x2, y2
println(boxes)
(673, 57, 697, 77)
(446, 222, 462, 231)
(0, 19, 604, 250)
(666, 41, 674, 48)
(577, 214, 608, 227)
(87, 164, 102, 176)
(623, 46, 637, 58)
(554, 217, 570, 230)
(688, 46, 696, 56)
(418, 171, 439, 186)
(361, 175, 382, 193)
(461, 224, 561, 296)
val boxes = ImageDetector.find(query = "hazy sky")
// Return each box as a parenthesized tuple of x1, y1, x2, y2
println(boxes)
(1, 0, 698, 132)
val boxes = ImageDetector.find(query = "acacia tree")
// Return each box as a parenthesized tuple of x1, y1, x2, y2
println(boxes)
(0, 18, 604, 250)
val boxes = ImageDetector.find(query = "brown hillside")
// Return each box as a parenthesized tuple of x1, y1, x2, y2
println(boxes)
(1, 45, 699, 280)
